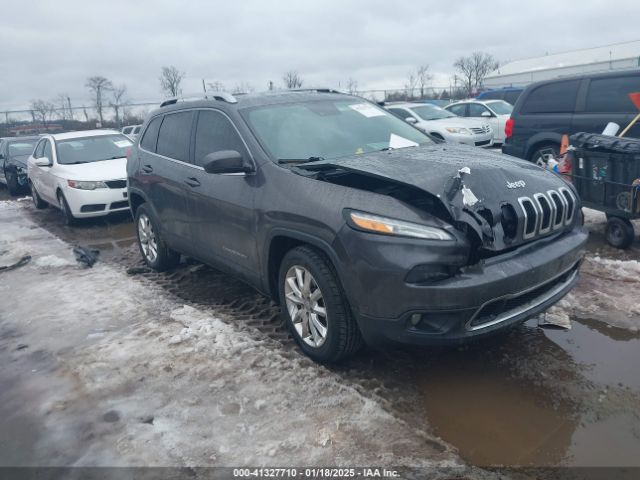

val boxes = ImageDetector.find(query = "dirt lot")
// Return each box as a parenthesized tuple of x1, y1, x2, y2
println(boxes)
(1, 187, 640, 474)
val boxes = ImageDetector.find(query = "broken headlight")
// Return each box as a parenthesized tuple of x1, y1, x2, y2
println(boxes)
(347, 210, 454, 241)
(67, 180, 108, 190)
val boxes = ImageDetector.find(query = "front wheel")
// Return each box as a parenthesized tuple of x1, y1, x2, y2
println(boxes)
(30, 182, 48, 209)
(278, 246, 362, 363)
(135, 204, 180, 271)
(57, 191, 77, 226)
(605, 217, 635, 249)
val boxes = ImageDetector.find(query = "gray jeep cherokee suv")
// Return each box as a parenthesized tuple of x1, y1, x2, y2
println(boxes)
(127, 90, 587, 363)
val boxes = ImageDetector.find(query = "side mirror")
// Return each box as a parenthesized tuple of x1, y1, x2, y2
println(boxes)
(405, 117, 417, 124)
(34, 157, 52, 167)
(203, 150, 252, 174)
(481, 111, 492, 117)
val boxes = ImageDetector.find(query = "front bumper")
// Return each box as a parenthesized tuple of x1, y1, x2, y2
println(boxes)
(446, 132, 494, 148)
(63, 186, 130, 218)
(340, 227, 587, 346)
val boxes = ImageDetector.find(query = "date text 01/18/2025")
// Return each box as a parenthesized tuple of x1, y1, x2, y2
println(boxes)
(232, 467, 400, 478)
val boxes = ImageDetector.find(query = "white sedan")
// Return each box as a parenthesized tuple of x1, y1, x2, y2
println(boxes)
(385, 103, 493, 147)
(27, 130, 133, 225)
(444, 100, 513, 145)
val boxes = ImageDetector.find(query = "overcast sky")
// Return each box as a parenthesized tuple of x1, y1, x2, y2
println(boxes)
(0, 0, 638, 111)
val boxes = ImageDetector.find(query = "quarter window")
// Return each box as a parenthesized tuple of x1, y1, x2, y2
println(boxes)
(586, 75, 640, 113)
(156, 111, 194, 162)
(43, 140, 52, 160)
(194, 110, 247, 167)
(521, 80, 580, 114)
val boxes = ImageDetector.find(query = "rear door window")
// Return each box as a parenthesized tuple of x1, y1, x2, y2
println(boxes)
(447, 104, 467, 116)
(586, 75, 640, 113)
(468, 104, 489, 117)
(521, 80, 580, 114)
(193, 110, 248, 167)
(140, 116, 163, 153)
(156, 111, 195, 162)
(387, 108, 412, 120)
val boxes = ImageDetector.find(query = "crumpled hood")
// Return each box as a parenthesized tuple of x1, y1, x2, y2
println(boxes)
(299, 144, 576, 251)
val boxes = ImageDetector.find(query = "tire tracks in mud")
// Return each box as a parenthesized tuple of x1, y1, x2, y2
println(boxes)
(108, 245, 447, 454)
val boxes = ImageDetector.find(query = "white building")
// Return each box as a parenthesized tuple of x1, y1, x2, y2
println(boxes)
(485, 40, 640, 88)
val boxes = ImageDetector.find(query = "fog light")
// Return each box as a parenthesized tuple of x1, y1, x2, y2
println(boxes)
(410, 313, 421, 326)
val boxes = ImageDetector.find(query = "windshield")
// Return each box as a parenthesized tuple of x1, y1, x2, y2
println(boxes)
(8, 140, 37, 158)
(486, 100, 513, 115)
(55, 134, 133, 165)
(243, 99, 432, 162)
(409, 104, 456, 121)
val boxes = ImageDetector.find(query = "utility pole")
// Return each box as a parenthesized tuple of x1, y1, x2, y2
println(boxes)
(202, 79, 207, 94)
(67, 96, 73, 121)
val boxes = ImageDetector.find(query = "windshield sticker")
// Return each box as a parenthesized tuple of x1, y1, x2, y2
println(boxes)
(114, 140, 132, 148)
(349, 103, 386, 118)
(388, 134, 419, 150)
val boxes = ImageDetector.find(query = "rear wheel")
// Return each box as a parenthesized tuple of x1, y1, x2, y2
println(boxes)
(30, 182, 48, 209)
(57, 191, 77, 226)
(530, 143, 559, 167)
(135, 203, 180, 271)
(605, 217, 635, 249)
(6, 171, 22, 196)
(278, 246, 362, 363)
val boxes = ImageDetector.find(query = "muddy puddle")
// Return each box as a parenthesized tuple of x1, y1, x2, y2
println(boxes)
(412, 317, 640, 467)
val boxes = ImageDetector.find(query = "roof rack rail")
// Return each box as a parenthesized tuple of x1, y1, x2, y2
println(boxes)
(289, 88, 345, 94)
(159, 91, 238, 108)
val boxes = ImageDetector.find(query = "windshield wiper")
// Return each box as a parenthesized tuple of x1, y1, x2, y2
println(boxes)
(64, 161, 89, 165)
(277, 156, 325, 164)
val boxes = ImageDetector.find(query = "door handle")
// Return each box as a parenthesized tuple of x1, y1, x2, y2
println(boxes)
(184, 177, 201, 187)
(142, 164, 153, 173)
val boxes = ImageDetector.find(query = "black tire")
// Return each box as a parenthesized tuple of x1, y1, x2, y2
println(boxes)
(529, 143, 559, 167)
(134, 203, 180, 271)
(6, 171, 21, 196)
(29, 181, 48, 209)
(57, 191, 77, 226)
(278, 245, 363, 363)
(605, 217, 635, 249)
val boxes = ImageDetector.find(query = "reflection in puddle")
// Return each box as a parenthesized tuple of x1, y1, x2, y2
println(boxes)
(413, 318, 640, 467)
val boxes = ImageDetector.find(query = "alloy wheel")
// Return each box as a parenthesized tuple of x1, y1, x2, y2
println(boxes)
(137, 213, 158, 263)
(284, 265, 328, 348)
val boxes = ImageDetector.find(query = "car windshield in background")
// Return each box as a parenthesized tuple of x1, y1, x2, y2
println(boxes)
(55, 134, 133, 165)
(244, 100, 431, 162)
(8, 141, 37, 157)
(409, 104, 456, 120)
(486, 100, 513, 115)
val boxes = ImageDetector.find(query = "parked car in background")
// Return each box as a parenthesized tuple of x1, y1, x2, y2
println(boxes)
(0, 136, 39, 195)
(122, 125, 142, 139)
(385, 102, 493, 147)
(27, 130, 133, 224)
(445, 100, 513, 145)
(127, 90, 586, 363)
(476, 87, 524, 105)
(503, 70, 640, 165)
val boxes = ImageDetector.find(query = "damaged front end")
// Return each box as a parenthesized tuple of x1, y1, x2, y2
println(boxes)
(297, 144, 580, 266)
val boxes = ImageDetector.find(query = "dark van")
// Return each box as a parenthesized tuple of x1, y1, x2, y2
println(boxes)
(476, 87, 524, 105)
(502, 70, 640, 165)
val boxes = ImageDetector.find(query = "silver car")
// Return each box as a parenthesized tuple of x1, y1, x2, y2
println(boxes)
(386, 103, 493, 147)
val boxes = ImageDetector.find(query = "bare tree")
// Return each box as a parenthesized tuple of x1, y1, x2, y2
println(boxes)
(160, 66, 185, 97)
(283, 71, 303, 89)
(345, 78, 358, 95)
(232, 82, 254, 94)
(85, 76, 113, 124)
(454, 52, 499, 95)
(404, 72, 417, 99)
(55, 94, 69, 121)
(207, 81, 225, 92)
(110, 84, 128, 128)
(30, 99, 55, 129)
(417, 65, 432, 99)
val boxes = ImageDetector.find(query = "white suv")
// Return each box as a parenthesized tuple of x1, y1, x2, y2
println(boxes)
(385, 103, 493, 147)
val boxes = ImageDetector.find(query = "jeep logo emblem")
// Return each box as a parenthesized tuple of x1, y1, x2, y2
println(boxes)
(506, 180, 526, 189)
